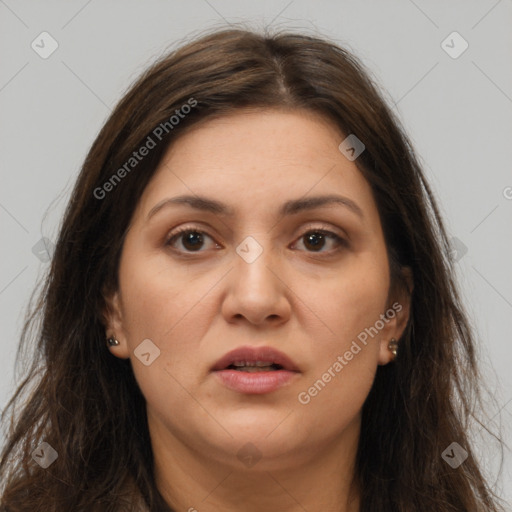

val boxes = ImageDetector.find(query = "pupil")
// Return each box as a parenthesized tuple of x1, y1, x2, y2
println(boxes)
(305, 232, 324, 251)
(183, 232, 203, 251)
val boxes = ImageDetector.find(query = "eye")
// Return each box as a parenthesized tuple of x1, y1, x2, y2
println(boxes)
(292, 229, 347, 254)
(164, 225, 347, 255)
(165, 227, 218, 253)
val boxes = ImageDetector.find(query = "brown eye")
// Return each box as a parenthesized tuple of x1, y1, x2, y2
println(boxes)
(165, 226, 346, 256)
(295, 230, 346, 253)
(165, 228, 216, 252)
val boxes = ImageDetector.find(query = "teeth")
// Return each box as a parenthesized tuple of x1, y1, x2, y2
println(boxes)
(237, 366, 276, 372)
(232, 361, 275, 367)
(227, 361, 284, 372)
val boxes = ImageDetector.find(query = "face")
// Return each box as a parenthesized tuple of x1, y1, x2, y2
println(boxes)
(105, 109, 411, 471)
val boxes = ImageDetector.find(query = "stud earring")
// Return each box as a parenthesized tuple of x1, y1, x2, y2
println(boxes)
(388, 338, 398, 358)
(106, 336, 120, 347)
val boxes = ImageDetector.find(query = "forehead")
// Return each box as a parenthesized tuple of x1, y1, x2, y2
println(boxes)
(135, 109, 378, 224)
(164, 108, 343, 169)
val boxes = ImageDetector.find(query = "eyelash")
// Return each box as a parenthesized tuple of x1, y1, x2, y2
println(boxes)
(164, 225, 348, 256)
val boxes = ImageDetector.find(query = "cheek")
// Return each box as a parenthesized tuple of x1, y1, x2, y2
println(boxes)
(296, 280, 386, 432)
(296, 357, 376, 443)
(118, 245, 203, 341)
(117, 247, 218, 391)
(118, 252, 206, 414)
(315, 252, 390, 344)
(294, 253, 388, 419)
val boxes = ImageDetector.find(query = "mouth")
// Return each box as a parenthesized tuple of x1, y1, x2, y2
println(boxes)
(211, 345, 300, 373)
(211, 346, 300, 394)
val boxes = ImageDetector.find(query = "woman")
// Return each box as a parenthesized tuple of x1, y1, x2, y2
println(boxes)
(0, 27, 505, 511)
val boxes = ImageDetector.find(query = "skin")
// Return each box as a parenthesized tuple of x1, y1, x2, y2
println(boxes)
(104, 108, 412, 512)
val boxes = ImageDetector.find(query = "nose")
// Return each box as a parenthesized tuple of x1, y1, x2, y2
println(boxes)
(221, 236, 291, 326)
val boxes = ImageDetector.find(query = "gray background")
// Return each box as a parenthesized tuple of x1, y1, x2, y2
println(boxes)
(1, 0, 511, 506)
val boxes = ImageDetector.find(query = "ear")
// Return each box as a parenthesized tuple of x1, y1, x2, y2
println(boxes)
(102, 288, 130, 359)
(377, 266, 413, 366)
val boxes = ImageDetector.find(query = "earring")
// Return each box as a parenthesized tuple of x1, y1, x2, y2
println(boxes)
(388, 338, 398, 358)
(106, 336, 120, 347)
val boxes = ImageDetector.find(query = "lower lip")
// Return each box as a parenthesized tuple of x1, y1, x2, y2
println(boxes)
(213, 369, 298, 394)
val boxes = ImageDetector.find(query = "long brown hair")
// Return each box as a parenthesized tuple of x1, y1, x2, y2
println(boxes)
(0, 27, 505, 511)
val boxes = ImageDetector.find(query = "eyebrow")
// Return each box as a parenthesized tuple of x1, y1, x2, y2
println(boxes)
(146, 193, 364, 222)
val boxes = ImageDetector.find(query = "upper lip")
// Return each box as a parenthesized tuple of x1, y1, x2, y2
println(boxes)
(211, 345, 300, 372)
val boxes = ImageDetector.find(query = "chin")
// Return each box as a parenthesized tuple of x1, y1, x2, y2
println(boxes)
(219, 407, 296, 435)
(207, 418, 307, 464)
